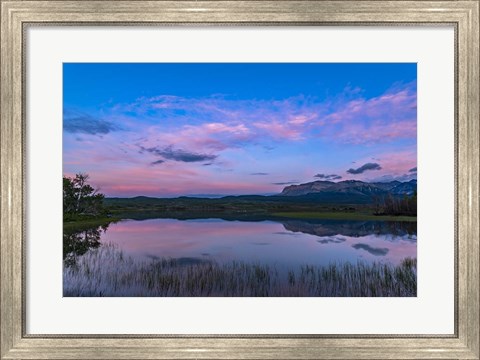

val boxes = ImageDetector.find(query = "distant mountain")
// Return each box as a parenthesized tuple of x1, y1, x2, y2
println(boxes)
(105, 180, 417, 207)
(388, 179, 417, 196)
(280, 179, 417, 200)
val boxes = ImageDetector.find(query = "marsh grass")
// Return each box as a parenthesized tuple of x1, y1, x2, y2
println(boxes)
(63, 244, 416, 297)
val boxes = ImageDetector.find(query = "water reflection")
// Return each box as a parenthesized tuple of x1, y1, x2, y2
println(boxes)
(317, 236, 347, 244)
(352, 243, 389, 256)
(63, 217, 417, 297)
(63, 224, 109, 266)
(64, 217, 416, 267)
(84, 217, 416, 267)
(282, 219, 416, 238)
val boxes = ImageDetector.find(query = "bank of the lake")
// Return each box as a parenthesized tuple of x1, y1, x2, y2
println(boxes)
(63, 216, 121, 230)
(273, 211, 417, 222)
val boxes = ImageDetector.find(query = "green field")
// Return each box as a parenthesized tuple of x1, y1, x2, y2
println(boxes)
(64, 195, 417, 227)
(102, 196, 417, 221)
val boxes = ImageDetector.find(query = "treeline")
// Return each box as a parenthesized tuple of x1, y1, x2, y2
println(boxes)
(63, 173, 106, 221)
(373, 192, 417, 216)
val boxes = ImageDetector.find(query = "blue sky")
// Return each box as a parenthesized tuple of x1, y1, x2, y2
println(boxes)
(63, 63, 417, 197)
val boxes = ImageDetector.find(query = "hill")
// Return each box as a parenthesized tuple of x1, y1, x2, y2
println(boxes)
(104, 180, 417, 212)
(281, 179, 416, 200)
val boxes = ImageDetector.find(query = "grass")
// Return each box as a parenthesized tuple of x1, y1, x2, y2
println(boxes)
(273, 211, 417, 222)
(64, 244, 417, 297)
(104, 197, 382, 218)
(63, 216, 121, 230)
(102, 196, 417, 223)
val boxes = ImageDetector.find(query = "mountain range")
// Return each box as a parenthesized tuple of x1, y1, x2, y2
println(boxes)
(281, 179, 417, 199)
(106, 180, 417, 206)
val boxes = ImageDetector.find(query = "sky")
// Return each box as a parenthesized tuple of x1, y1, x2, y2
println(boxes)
(63, 63, 417, 197)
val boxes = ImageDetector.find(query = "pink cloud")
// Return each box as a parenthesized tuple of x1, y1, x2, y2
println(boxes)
(163, 85, 411, 144)
(343, 149, 417, 182)
(253, 121, 304, 141)
(320, 83, 417, 144)
(288, 113, 318, 125)
(105, 83, 415, 149)
(64, 82, 417, 197)
(199, 122, 249, 134)
(328, 120, 417, 145)
(65, 153, 275, 196)
(376, 150, 417, 175)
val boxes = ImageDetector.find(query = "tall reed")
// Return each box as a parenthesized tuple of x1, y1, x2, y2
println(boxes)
(64, 244, 416, 297)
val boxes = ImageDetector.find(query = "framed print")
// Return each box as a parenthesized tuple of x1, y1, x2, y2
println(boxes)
(62, 62, 418, 298)
(1, 1, 479, 359)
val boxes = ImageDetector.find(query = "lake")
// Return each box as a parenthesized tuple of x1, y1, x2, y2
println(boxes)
(65, 217, 416, 268)
(63, 217, 417, 296)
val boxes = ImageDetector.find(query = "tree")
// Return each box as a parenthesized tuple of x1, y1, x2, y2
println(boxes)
(63, 173, 105, 219)
(372, 194, 382, 215)
(375, 191, 417, 216)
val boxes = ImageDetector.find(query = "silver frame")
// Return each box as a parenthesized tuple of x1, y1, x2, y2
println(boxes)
(1, 1, 478, 359)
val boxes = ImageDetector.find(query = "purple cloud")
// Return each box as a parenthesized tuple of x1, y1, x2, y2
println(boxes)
(314, 174, 342, 180)
(347, 163, 382, 175)
(141, 145, 217, 163)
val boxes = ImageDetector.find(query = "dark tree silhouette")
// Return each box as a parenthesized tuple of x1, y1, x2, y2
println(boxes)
(63, 224, 108, 266)
(63, 173, 105, 219)
(373, 191, 417, 216)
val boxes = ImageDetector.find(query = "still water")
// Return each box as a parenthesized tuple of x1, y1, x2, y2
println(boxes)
(66, 217, 416, 267)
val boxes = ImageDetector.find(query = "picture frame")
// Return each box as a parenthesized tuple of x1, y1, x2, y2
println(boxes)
(1, 0, 478, 358)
